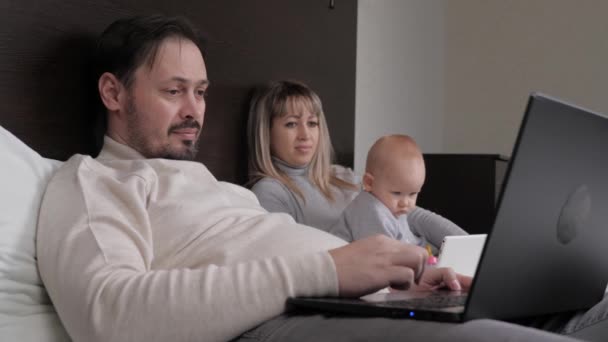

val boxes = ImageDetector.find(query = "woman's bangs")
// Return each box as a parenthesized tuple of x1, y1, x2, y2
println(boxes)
(283, 96, 319, 117)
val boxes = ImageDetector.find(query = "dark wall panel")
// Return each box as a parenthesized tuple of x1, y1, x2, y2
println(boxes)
(0, 0, 357, 184)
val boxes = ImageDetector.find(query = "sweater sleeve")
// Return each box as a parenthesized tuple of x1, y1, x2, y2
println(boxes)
(251, 178, 298, 217)
(37, 156, 339, 342)
(407, 206, 468, 249)
(220, 180, 261, 204)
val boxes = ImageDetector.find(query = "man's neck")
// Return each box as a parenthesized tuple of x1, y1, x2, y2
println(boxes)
(97, 135, 145, 160)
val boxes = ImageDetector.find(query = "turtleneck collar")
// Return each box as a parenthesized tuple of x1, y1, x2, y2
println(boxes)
(272, 157, 308, 177)
(97, 136, 146, 160)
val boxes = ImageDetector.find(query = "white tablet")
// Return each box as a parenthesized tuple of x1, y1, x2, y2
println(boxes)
(436, 234, 487, 277)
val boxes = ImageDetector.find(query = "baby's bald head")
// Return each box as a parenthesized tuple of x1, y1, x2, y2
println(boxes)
(363, 134, 426, 217)
(365, 134, 424, 176)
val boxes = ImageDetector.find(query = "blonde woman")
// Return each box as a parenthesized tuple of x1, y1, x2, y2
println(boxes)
(247, 80, 466, 240)
(247, 80, 359, 230)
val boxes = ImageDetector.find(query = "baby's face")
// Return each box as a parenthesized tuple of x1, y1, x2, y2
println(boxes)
(368, 159, 425, 218)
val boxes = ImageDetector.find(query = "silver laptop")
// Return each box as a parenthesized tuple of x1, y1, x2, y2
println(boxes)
(288, 93, 608, 322)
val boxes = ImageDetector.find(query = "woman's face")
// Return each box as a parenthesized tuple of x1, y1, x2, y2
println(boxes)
(270, 100, 320, 167)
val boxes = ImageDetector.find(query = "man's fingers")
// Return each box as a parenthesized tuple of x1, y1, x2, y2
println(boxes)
(329, 236, 436, 297)
(439, 267, 461, 291)
(388, 245, 427, 284)
(456, 273, 473, 290)
(439, 268, 473, 291)
(387, 266, 415, 290)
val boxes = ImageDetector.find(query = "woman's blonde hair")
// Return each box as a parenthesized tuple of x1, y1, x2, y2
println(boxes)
(247, 80, 357, 201)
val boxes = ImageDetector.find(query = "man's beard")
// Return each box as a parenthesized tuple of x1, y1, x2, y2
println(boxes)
(165, 119, 201, 160)
(125, 97, 201, 160)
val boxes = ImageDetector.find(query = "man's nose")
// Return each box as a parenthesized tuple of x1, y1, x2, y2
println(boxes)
(180, 93, 205, 121)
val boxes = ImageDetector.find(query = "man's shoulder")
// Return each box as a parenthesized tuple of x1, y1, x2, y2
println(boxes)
(51, 154, 92, 178)
(52, 154, 158, 184)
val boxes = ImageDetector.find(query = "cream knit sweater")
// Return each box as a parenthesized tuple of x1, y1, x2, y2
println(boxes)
(37, 137, 346, 342)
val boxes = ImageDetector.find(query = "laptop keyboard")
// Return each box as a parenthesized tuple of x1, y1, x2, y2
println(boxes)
(377, 293, 467, 310)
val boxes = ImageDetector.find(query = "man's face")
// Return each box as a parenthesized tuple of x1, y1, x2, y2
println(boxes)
(122, 37, 208, 160)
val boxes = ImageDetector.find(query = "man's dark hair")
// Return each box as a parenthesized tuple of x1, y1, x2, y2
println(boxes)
(94, 15, 206, 88)
(91, 15, 206, 153)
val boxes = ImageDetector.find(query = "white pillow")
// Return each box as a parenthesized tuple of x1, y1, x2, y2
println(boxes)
(0, 125, 70, 341)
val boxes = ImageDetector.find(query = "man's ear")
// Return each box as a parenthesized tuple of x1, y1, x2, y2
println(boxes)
(362, 172, 374, 192)
(98, 72, 125, 113)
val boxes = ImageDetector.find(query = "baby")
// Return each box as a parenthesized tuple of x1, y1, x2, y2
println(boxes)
(329, 134, 466, 252)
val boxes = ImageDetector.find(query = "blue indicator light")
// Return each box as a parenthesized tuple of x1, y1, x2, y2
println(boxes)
(409, 311, 415, 317)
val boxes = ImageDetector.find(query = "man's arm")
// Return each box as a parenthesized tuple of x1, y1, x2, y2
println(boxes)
(36, 156, 339, 342)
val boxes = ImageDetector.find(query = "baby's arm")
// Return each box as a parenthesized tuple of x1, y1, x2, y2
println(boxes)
(407, 207, 467, 248)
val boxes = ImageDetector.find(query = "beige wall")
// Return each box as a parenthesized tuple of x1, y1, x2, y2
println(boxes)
(355, 0, 445, 173)
(356, 0, 608, 171)
(445, 0, 608, 155)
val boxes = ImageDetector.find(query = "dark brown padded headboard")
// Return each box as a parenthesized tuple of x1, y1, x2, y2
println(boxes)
(0, 1, 357, 184)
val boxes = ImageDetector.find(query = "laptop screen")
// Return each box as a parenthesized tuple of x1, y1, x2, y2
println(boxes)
(465, 93, 608, 320)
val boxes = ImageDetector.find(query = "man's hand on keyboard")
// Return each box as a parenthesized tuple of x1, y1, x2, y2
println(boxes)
(411, 267, 472, 292)
(329, 235, 428, 297)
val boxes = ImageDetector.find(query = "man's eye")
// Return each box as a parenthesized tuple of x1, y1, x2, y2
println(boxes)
(197, 89, 207, 97)
(167, 89, 180, 95)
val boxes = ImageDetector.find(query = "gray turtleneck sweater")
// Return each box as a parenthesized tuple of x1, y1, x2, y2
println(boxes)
(251, 158, 359, 230)
(251, 159, 467, 248)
